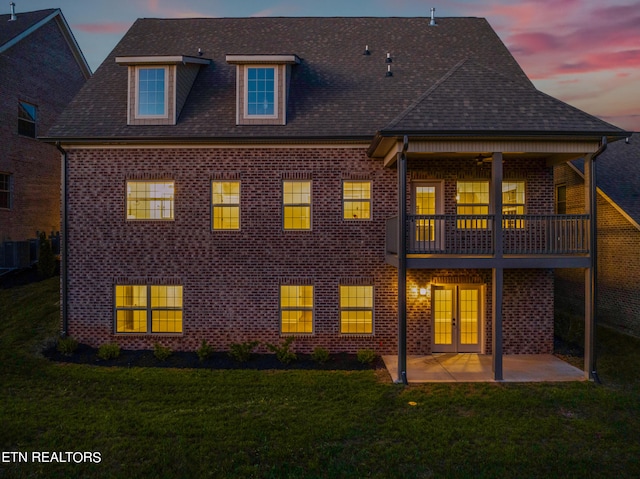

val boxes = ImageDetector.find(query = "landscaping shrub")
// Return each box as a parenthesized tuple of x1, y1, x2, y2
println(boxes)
(56, 336, 78, 356)
(228, 340, 260, 363)
(357, 348, 377, 364)
(196, 339, 214, 361)
(153, 343, 172, 361)
(97, 342, 120, 360)
(311, 346, 330, 364)
(266, 337, 297, 364)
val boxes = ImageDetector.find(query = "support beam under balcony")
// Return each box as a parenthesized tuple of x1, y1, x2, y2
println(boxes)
(492, 267, 503, 380)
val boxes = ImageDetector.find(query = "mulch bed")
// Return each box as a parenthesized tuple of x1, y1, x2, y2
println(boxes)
(43, 343, 385, 371)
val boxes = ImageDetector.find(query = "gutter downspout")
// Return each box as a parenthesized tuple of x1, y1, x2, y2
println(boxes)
(56, 142, 68, 338)
(397, 135, 409, 385)
(589, 136, 607, 384)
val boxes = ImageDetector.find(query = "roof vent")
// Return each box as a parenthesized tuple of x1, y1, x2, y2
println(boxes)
(9, 2, 16, 21)
(429, 7, 437, 27)
(363, 45, 370, 55)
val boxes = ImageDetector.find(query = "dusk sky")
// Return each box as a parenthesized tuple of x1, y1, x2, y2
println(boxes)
(15, 0, 640, 131)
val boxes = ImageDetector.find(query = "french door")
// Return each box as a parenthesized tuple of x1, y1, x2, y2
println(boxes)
(432, 285, 482, 353)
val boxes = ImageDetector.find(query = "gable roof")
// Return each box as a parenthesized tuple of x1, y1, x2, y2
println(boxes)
(44, 16, 626, 143)
(0, 8, 91, 79)
(571, 132, 640, 228)
(382, 58, 621, 136)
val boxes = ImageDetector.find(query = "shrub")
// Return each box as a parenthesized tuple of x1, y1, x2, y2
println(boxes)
(311, 347, 330, 364)
(97, 342, 120, 360)
(37, 232, 56, 279)
(196, 339, 214, 361)
(357, 348, 377, 365)
(266, 337, 297, 364)
(153, 343, 172, 361)
(56, 336, 78, 356)
(228, 340, 260, 363)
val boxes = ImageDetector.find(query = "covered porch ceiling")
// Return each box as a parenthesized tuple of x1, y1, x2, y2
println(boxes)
(370, 136, 611, 168)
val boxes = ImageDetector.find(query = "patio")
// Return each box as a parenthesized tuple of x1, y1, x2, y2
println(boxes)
(382, 353, 586, 383)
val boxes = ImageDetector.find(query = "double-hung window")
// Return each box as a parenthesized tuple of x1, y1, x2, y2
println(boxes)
(126, 181, 174, 220)
(280, 285, 313, 334)
(212, 181, 240, 230)
(502, 181, 525, 228)
(115, 285, 183, 333)
(246, 67, 276, 117)
(136, 67, 167, 118)
(18, 101, 37, 138)
(340, 286, 373, 334)
(0, 173, 11, 209)
(343, 181, 371, 220)
(283, 181, 311, 230)
(456, 181, 489, 229)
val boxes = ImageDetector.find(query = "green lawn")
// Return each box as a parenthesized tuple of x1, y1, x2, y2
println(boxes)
(1, 278, 640, 478)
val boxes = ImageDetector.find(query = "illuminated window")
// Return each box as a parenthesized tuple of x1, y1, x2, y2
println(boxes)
(456, 181, 489, 229)
(415, 185, 436, 241)
(459, 288, 479, 345)
(246, 67, 276, 117)
(126, 181, 174, 220)
(340, 286, 373, 334)
(556, 184, 567, 214)
(283, 181, 311, 230)
(343, 181, 371, 220)
(18, 101, 37, 137)
(136, 67, 167, 117)
(502, 181, 525, 228)
(115, 285, 182, 333)
(280, 285, 313, 333)
(0, 173, 11, 209)
(212, 181, 240, 230)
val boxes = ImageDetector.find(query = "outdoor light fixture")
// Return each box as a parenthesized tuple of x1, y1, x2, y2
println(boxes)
(419, 284, 431, 298)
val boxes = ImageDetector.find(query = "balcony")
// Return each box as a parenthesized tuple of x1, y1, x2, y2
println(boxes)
(386, 214, 590, 268)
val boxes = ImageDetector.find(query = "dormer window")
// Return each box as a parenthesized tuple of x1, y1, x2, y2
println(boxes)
(116, 55, 210, 126)
(136, 67, 168, 118)
(246, 67, 276, 117)
(226, 54, 300, 126)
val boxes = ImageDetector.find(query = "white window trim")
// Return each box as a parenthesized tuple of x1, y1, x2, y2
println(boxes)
(134, 66, 170, 120)
(243, 65, 279, 120)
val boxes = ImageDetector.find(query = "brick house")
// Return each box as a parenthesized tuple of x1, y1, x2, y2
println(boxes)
(43, 16, 629, 380)
(555, 132, 640, 337)
(0, 6, 90, 268)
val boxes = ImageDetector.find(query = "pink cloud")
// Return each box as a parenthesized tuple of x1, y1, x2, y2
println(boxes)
(74, 22, 131, 34)
(508, 32, 561, 55)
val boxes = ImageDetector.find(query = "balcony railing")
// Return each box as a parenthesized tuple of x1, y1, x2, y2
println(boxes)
(386, 214, 589, 256)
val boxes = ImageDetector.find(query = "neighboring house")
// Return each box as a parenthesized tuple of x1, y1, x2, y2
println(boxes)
(555, 132, 640, 337)
(0, 6, 90, 269)
(43, 15, 629, 380)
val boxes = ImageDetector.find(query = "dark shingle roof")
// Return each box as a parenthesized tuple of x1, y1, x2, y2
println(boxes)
(0, 9, 58, 47)
(572, 132, 640, 225)
(45, 16, 626, 141)
(383, 58, 621, 135)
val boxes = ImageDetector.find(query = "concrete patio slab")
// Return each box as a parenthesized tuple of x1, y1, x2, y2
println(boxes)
(382, 354, 586, 383)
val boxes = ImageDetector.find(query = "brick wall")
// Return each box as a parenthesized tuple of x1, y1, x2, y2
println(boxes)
(0, 19, 86, 242)
(555, 164, 640, 336)
(65, 147, 558, 354)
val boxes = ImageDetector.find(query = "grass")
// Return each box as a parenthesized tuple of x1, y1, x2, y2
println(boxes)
(1, 278, 640, 478)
